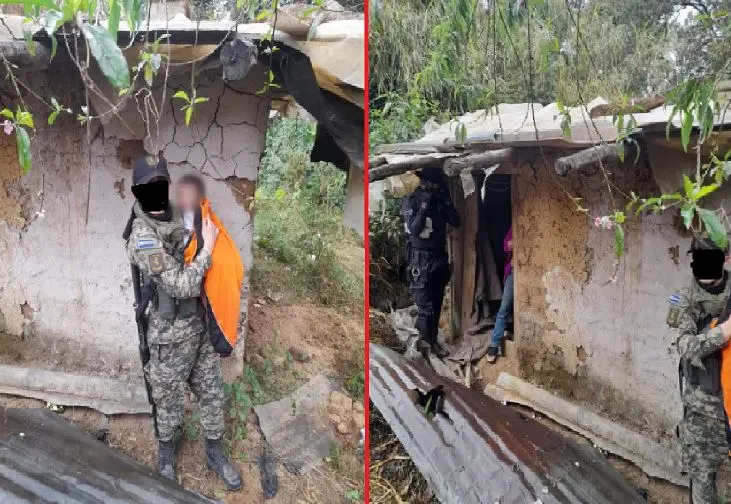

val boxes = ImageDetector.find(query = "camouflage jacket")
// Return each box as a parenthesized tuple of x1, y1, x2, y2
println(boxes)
(671, 274, 731, 419)
(126, 203, 211, 345)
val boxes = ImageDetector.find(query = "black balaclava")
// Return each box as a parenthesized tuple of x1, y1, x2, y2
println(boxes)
(690, 236, 728, 286)
(131, 154, 171, 214)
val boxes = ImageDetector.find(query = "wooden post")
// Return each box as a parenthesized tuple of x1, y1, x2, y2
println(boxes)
(460, 190, 478, 340)
(449, 180, 465, 341)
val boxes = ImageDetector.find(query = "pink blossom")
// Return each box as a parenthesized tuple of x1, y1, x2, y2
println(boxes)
(594, 217, 601, 228)
(3, 120, 13, 135)
(605, 220, 614, 230)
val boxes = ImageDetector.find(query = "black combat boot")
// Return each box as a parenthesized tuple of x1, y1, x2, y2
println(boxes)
(206, 439, 243, 491)
(430, 341, 450, 358)
(157, 440, 175, 480)
(416, 338, 431, 355)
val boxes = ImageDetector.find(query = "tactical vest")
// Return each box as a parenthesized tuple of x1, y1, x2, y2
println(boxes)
(127, 205, 201, 320)
(151, 278, 200, 320)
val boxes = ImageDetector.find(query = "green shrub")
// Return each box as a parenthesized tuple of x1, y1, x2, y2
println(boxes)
(368, 193, 408, 309)
(253, 117, 362, 308)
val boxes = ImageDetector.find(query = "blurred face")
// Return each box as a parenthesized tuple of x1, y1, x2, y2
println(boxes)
(176, 182, 201, 212)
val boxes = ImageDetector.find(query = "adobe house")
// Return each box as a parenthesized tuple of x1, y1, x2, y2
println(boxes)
(0, 9, 363, 412)
(370, 93, 731, 484)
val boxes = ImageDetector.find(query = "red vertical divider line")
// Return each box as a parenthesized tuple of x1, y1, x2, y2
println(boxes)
(363, 0, 371, 501)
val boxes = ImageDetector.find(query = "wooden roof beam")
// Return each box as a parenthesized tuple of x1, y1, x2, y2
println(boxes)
(368, 148, 514, 183)
(0, 40, 49, 70)
(554, 144, 622, 176)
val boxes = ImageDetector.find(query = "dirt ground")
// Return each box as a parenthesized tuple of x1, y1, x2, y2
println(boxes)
(0, 299, 365, 503)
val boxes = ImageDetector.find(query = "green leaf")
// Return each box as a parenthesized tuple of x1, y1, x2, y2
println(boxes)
(80, 23, 130, 89)
(255, 9, 271, 21)
(184, 106, 193, 126)
(681, 202, 696, 228)
(47, 110, 59, 125)
(15, 109, 34, 128)
(1, 109, 14, 120)
(172, 90, 190, 102)
(616, 142, 625, 163)
(192, 96, 209, 104)
(22, 23, 35, 57)
(693, 183, 720, 201)
(123, 0, 145, 32)
(614, 225, 625, 258)
(698, 208, 728, 249)
(108, 0, 121, 42)
(683, 174, 695, 198)
(143, 64, 153, 86)
(302, 6, 318, 17)
(681, 112, 693, 152)
(15, 126, 31, 173)
(0, 0, 60, 10)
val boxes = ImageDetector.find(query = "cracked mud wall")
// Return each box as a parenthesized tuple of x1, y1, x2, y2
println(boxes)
(512, 155, 688, 443)
(0, 59, 268, 378)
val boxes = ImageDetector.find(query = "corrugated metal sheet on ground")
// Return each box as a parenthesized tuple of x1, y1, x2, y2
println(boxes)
(0, 408, 215, 503)
(369, 343, 647, 504)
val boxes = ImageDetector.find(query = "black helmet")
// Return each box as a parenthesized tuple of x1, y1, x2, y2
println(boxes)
(131, 153, 171, 213)
(132, 153, 170, 186)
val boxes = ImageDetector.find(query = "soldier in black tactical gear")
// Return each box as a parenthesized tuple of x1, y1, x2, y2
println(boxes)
(668, 235, 731, 504)
(402, 166, 461, 358)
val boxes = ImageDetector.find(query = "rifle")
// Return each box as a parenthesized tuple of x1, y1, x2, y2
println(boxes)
(130, 263, 159, 438)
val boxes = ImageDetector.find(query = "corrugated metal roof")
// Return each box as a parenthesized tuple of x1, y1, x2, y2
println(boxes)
(370, 343, 648, 504)
(374, 97, 731, 155)
(0, 408, 216, 503)
(0, 14, 363, 104)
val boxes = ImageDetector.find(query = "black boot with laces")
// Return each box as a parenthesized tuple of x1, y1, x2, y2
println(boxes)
(206, 438, 243, 491)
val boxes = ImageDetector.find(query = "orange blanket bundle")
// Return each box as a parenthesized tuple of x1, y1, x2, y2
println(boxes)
(723, 345, 731, 425)
(707, 319, 731, 426)
(184, 199, 244, 357)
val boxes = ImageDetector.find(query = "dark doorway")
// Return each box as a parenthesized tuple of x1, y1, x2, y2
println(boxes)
(471, 173, 512, 330)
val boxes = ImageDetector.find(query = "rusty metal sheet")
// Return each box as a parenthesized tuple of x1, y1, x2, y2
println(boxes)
(369, 343, 647, 504)
(0, 408, 215, 503)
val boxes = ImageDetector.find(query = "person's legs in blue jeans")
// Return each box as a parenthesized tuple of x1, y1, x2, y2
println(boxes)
(488, 272, 513, 360)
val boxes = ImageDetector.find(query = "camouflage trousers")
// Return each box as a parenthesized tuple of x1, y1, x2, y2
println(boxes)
(679, 411, 727, 504)
(145, 330, 225, 442)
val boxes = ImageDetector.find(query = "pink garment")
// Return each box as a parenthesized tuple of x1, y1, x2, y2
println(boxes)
(503, 227, 513, 282)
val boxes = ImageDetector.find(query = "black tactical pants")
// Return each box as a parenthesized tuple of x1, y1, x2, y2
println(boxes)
(407, 249, 451, 344)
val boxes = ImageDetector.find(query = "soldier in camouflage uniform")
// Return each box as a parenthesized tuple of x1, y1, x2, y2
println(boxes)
(669, 236, 731, 504)
(124, 155, 242, 490)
